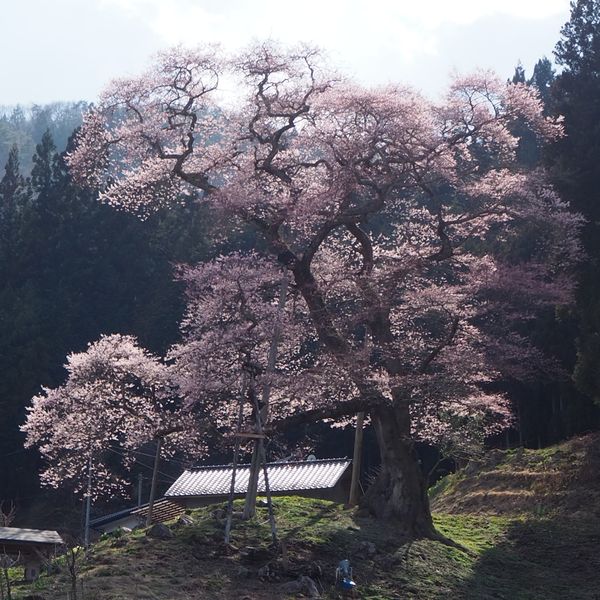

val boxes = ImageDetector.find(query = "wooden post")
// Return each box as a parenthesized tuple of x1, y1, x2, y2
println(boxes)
(137, 473, 143, 507)
(225, 377, 247, 544)
(250, 383, 278, 545)
(243, 445, 261, 520)
(259, 438, 278, 545)
(146, 437, 162, 527)
(243, 274, 288, 520)
(348, 412, 365, 507)
(84, 454, 93, 549)
(224, 441, 242, 545)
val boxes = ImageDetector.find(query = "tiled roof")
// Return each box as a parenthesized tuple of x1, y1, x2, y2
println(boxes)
(165, 458, 351, 498)
(0, 527, 63, 545)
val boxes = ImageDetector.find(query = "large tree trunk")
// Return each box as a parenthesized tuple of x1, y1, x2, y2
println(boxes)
(363, 405, 435, 537)
(290, 260, 435, 537)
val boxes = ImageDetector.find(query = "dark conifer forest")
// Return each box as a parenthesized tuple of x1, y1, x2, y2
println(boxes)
(0, 112, 214, 505)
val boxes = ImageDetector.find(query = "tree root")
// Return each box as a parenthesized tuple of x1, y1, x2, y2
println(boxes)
(422, 529, 476, 556)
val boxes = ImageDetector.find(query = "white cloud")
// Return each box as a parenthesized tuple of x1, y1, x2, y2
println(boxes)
(99, 0, 568, 39)
(0, 0, 570, 103)
(96, 0, 570, 71)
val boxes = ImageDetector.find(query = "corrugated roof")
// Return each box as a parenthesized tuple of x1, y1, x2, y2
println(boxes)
(165, 458, 351, 498)
(0, 527, 63, 545)
(90, 506, 137, 529)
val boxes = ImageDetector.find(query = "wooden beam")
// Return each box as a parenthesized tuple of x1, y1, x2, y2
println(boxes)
(230, 432, 267, 439)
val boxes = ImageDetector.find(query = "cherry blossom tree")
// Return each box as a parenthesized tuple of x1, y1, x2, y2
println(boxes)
(22, 334, 204, 531)
(67, 43, 582, 537)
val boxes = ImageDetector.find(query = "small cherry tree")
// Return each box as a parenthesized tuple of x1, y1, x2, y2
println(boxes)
(67, 44, 581, 537)
(22, 334, 204, 530)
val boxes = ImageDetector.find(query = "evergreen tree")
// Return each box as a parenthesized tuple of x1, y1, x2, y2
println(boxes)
(528, 57, 555, 109)
(549, 0, 600, 407)
(498, 49, 596, 448)
(507, 63, 541, 167)
(0, 144, 25, 201)
(512, 61, 526, 84)
(0, 144, 29, 275)
(0, 130, 213, 502)
(31, 130, 60, 196)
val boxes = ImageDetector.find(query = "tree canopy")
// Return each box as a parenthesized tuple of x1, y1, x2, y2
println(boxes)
(66, 43, 581, 534)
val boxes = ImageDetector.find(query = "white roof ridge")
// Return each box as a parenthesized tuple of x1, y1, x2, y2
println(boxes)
(186, 457, 350, 471)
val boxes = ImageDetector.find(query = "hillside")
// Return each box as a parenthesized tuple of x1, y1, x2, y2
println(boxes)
(430, 432, 600, 517)
(10, 434, 600, 599)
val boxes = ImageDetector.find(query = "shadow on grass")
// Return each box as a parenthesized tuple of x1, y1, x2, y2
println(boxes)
(452, 516, 600, 600)
(453, 439, 600, 600)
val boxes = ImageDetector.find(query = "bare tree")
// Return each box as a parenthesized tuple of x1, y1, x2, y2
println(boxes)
(0, 502, 16, 528)
(0, 502, 18, 600)
(62, 537, 86, 600)
(0, 550, 19, 600)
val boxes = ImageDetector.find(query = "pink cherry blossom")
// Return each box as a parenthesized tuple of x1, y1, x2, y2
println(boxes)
(22, 334, 204, 499)
(67, 43, 581, 526)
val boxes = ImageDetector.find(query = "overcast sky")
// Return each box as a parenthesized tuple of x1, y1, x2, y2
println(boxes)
(0, 0, 571, 105)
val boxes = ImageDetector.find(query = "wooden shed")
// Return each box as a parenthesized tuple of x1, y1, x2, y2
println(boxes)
(0, 526, 63, 581)
(91, 458, 352, 533)
(165, 458, 352, 508)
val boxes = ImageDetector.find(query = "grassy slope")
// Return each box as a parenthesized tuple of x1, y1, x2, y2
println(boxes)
(12, 434, 600, 599)
(430, 433, 600, 518)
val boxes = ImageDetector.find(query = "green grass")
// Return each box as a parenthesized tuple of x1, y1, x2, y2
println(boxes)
(8, 496, 600, 599)
(10, 434, 600, 599)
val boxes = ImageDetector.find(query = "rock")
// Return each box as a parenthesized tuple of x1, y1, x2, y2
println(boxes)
(212, 508, 226, 520)
(240, 545, 275, 563)
(257, 499, 276, 508)
(257, 562, 276, 579)
(176, 514, 194, 527)
(358, 540, 377, 557)
(280, 575, 320, 598)
(236, 565, 252, 578)
(223, 542, 239, 555)
(307, 561, 322, 579)
(111, 537, 128, 548)
(379, 553, 402, 570)
(146, 523, 174, 540)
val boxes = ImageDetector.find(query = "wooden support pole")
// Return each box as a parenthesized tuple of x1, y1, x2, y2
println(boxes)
(259, 438, 278, 545)
(137, 473, 143, 507)
(225, 377, 247, 544)
(146, 437, 162, 527)
(348, 412, 365, 507)
(250, 385, 278, 545)
(84, 454, 93, 549)
(244, 275, 288, 520)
